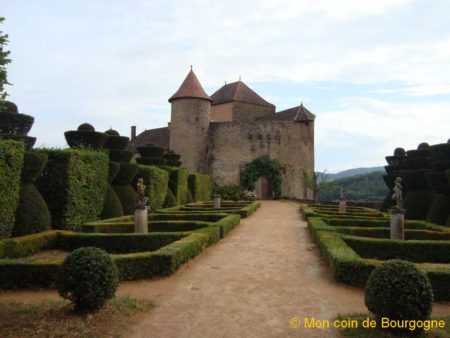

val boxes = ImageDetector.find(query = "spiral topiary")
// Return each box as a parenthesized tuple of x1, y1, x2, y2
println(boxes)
(163, 188, 176, 208)
(365, 260, 433, 334)
(100, 161, 124, 219)
(58, 247, 119, 312)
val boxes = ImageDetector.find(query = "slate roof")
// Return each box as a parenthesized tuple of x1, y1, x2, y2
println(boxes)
(211, 81, 275, 108)
(126, 127, 170, 152)
(168, 69, 212, 102)
(257, 103, 316, 122)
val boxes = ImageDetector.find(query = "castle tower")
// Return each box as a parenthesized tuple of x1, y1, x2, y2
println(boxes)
(168, 68, 212, 172)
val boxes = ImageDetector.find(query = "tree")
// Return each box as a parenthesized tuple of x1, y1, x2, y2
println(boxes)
(304, 170, 336, 204)
(0, 17, 12, 110)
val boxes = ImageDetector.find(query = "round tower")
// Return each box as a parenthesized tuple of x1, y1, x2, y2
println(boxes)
(168, 68, 212, 172)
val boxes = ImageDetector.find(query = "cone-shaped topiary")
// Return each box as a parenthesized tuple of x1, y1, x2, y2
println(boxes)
(365, 260, 433, 335)
(64, 123, 108, 149)
(58, 247, 119, 312)
(100, 161, 123, 219)
(163, 188, 176, 208)
(13, 151, 51, 236)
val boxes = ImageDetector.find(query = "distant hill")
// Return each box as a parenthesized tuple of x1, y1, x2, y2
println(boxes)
(319, 171, 389, 201)
(327, 166, 384, 181)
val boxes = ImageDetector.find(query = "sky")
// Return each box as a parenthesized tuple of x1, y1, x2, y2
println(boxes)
(2, 0, 450, 173)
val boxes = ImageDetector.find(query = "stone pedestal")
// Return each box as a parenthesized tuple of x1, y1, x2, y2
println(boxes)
(388, 208, 405, 240)
(213, 195, 221, 209)
(339, 199, 347, 213)
(134, 209, 148, 233)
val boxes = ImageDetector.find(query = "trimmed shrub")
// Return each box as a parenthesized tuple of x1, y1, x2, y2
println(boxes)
(64, 130, 108, 149)
(164, 167, 188, 206)
(100, 161, 123, 219)
(186, 189, 193, 203)
(215, 185, 242, 201)
(103, 129, 129, 150)
(365, 260, 433, 334)
(163, 150, 182, 167)
(108, 149, 133, 162)
(13, 151, 51, 236)
(188, 173, 212, 202)
(58, 247, 119, 311)
(163, 189, 176, 208)
(136, 157, 166, 166)
(132, 165, 169, 209)
(136, 144, 166, 166)
(0, 140, 25, 238)
(36, 149, 109, 230)
(0, 112, 34, 135)
(77, 123, 95, 131)
(112, 162, 139, 215)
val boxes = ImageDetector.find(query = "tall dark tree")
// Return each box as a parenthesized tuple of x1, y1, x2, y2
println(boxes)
(0, 17, 12, 111)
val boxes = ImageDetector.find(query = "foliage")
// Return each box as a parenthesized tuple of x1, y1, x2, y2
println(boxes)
(0, 112, 34, 135)
(132, 165, 169, 210)
(215, 185, 242, 201)
(100, 185, 124, 219)
(240, 155, 283, 199)
(77, 123, 95, 132)
(36, 149, 109, 230)
(319, 171, 389, 202)
(112, 162, 138, 185)
(58, 247, 119, 311)
(163, 150, 182, 167)
(64, 130, 108, 149)
(365, 260, 433, 335)
(0, 140, 24, 238)
(108, 149, 133, 162)
(103, 135, 129, 150)
(242, 190, 257, 201)
(186, 188, 193, 203)
(304, 170, 336, 203)
(163, 188, 176, 208)
(188, 173, 212, 202)
(164, 167, 188, 205)
(0, 17, 11, 109)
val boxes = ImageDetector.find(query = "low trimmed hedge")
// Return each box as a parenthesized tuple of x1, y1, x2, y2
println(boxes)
(0, 230, 210, 289)
(36, 149, 109, 230)
(160, 201, 260, 218)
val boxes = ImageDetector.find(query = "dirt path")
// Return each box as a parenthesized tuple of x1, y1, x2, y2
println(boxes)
(1, 201, 449, 338)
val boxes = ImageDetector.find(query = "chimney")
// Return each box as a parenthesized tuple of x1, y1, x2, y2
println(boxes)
(131, 126, 136, 140)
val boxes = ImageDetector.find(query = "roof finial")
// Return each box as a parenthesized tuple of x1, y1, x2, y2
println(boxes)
(300, 101, 303, 107)
(190, 65, 193, 71)
(239, 75, 241, 81)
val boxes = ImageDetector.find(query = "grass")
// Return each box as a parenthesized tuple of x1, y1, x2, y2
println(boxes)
(337, 313, 450, 338)
(0, 295, 153, 337)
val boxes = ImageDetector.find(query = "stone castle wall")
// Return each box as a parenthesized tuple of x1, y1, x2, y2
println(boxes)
(207, 120, 314, 199)
(233, 102, 275, 122)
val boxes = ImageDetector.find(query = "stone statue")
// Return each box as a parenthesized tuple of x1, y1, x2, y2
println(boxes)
(392, 177, 403, 209)
(135, 178, 148, 210)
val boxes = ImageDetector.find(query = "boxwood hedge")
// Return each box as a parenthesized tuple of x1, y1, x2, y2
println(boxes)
(163, 167, 188, 206)
(36, 149, 109, 230)
(188, 173, 212, 202)
(132, 165, 169, 210)
(0, 140, 25, 238)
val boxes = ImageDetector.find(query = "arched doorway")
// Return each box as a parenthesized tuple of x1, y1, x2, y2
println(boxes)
(240, 155, 283, 199)
(256, 176, 273, 200)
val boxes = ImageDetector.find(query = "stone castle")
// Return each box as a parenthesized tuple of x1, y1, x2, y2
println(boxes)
(128, 69, 315, 199)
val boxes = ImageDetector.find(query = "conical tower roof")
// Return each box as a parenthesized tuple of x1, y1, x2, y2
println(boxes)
(168, 69, 212, 103)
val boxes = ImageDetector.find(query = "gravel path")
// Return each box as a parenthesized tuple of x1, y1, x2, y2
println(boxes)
(1, 200, 448, 338)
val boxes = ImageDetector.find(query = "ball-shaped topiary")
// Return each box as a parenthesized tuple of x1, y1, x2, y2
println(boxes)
(393, 147, 406, 156)
(77, 123, 95, 131)
(417, 142, 430, 150)
(365, 260, 433, 326)
(0, 101, 19, 114)
(58, 247, 119, 311)
(105, 128, 120, 136)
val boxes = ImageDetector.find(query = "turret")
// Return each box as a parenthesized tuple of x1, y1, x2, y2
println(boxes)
(168, 68, 212, 172)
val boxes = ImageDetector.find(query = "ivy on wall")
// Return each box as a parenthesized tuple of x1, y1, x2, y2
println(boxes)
(240, 155, 283, 199)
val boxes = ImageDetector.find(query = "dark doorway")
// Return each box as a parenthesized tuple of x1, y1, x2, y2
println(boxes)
(256, 176, 273, 200)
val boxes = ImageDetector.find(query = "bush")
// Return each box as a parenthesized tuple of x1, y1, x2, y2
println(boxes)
(215, 185, 242, 201)
(0, 140, 25, 238)
(13, 151, 51, 236)
(136, 165, 169, 210)
(100, 161, 123, 219)
(36, 149, 109, 230)
(164, 167, 188, 205)
(58, 247, 119, 311)
(108, 149, 133, 162)
(188, 173, 212, 202)
(112, 162, 139, 215)
(163, 189, 176, 208)
(0, 112, 34, 135)
(64, 130, 108, 149)
(163, 150, 182, 167)
(365, 260, 433, 334)
(186, 189, 193, 203)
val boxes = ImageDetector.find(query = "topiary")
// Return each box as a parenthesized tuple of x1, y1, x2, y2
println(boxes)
(393, 147, 406, 156)
(418, 142, 430, 150)
(100, 161, 123, 219)
(186, 189, 193, 203)
(163, 188, 176, 208)
(365, 260, 433, 334)
(58, 247, 119, 312)
(0, 101, 19, 114)
(105, 128, 119, 136)
(77, 123, 95, 131)
(103, 129, 130, 151)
